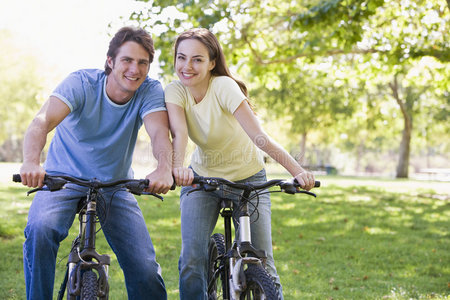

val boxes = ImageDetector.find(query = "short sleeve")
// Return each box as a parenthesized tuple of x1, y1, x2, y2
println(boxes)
(138, 79, 166, 119)
(164, 81, 188, 109)
(51, 71, 86, 112)
(213, 77, 247, 114)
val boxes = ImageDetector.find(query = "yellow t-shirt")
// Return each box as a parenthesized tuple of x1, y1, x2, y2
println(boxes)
(165, 76, 265, 181)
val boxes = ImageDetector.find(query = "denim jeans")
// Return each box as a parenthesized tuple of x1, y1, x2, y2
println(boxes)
(23, 183, 167, 299)
(178, 169, 283, 300)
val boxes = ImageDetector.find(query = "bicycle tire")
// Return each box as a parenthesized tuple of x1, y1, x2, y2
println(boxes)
(207, 233, 227, 300)
(81, 270, 98, 300)
(240, 265, 280, 300)
(66, 289, 76, 300)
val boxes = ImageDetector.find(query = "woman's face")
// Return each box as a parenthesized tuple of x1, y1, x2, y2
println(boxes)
(175, 38, 215, 93)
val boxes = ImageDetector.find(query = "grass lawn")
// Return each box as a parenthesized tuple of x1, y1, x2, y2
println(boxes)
(0, 174, 449, 299)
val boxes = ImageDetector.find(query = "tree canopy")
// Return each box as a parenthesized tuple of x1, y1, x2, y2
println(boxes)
(128, 0, 449, 177)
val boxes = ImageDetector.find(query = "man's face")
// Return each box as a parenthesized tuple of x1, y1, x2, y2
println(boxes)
(106, 41, 150, 104)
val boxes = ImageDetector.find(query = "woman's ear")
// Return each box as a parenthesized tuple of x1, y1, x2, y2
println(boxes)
(209, 60, 216, 71)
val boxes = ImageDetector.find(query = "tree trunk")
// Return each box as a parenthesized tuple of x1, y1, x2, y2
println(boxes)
(295, 132, 308, 165)
(389, 76, 412, 178)
(396, 120, 412, 178)
(300, 132, 307, 160)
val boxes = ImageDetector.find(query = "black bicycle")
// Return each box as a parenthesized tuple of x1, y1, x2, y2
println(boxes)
(190, 176, 320, 300)
(13, 174, 166, 300)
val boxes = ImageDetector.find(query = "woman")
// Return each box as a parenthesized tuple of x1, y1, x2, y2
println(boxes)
(165, 28, 315, 300)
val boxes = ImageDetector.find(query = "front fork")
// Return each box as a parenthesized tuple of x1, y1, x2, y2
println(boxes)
(229, 215, 266, 300)
(67, 198, 110, 297)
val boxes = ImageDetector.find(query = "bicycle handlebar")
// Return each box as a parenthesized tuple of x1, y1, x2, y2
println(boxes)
(191, 176, 320, 197)
(12, 174, 168, 200)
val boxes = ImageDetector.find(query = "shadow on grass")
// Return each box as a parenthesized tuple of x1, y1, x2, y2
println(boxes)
(271, 182, 449, 299)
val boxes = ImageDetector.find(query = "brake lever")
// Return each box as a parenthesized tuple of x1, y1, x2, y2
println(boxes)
(27, 187, 43, 196)
(297, 190, 317, 197)
(186, 183, 218, 196)
(141, 192, 164, 201)
(27, 187, 53, 196)
(187, 186, 203, 196)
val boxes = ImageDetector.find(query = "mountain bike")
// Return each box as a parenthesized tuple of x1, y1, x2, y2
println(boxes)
(190, 176, 320, 300)
(13, 174, 167, 300)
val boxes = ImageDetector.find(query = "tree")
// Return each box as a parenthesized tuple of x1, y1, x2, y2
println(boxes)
(131, 0, 450, 177)
(0, 30, 43, 161)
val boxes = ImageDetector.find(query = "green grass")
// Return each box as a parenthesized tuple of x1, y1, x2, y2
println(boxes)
(1, 175, 449, 299)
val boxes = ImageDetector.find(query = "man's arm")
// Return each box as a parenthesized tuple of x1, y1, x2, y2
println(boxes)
(143, 111, 174, 194)
(20, 96, 71, 187)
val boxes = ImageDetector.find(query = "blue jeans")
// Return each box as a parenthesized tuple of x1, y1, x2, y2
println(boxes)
(178, 169, 283, 300)
(23, 184, 167, 299)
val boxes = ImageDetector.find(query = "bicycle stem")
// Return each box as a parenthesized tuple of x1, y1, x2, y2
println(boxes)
(239, 189, 252, 243)
(83, 189, 97, 251)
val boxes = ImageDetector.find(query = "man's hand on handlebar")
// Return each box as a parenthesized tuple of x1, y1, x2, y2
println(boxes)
(19, 162, 46, 188)
(145, 168, 174, 194)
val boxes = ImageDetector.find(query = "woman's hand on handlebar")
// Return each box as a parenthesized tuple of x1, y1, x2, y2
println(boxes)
(294, 169, 316, 191)
(172, 167, 194, 186)
(20, 163, 46, 188)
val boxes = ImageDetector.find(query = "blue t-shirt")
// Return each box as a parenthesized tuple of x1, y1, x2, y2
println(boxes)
(44, 69, 166, 181)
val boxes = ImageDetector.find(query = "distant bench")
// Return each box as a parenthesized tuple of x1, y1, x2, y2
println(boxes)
(303, 165, 338, 175)
(417, 168, 450, 181)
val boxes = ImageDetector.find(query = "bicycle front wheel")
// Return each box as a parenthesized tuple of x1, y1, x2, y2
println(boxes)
(81, 270, 98, 300)
(240, 265, 280, 300)
(208, 233, 227, 300)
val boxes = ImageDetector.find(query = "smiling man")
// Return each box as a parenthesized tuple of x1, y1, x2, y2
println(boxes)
(19, 26, 171, 299)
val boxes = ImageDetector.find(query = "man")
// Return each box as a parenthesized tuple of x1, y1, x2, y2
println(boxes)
(19, 26, 172, 299)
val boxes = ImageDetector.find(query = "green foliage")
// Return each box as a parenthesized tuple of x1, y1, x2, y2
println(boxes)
(0, 30, 43, 161)
(131, 0, 449, 167)
(1, 175, 449, 299)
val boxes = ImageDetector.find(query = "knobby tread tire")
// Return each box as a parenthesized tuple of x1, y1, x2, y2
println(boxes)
(240, 265, 280, 300)
(81, 270, 98, 300)
(208, 233, 227, 300)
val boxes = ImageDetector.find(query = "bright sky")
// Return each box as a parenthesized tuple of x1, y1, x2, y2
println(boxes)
(0, 0, 160, 87)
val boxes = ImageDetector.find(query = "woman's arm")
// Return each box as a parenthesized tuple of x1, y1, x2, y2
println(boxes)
(233, 101, 316, 190)
(166, 103, 194, 186)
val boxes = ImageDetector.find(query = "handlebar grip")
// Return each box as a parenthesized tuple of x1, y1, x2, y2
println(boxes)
(12, 174, 21, 182)
(13, 174, 49, 183)
(315, 181, 321, 188)
(170, 181, 177, 190)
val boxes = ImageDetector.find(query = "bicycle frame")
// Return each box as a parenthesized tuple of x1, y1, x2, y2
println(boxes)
(13, 174, 166, 300)
(65, 188, 110, 298)
(195, 176, 319, 300)
(205, 185, 274, 299)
